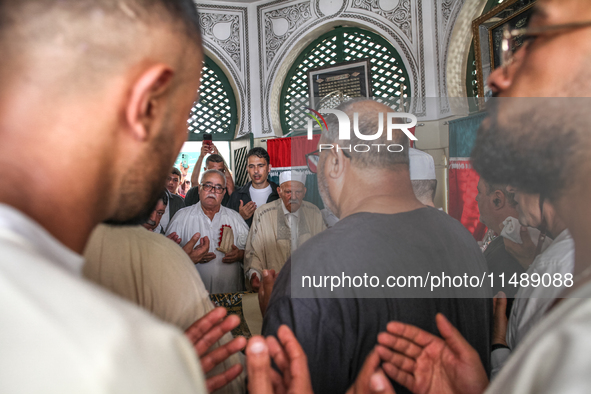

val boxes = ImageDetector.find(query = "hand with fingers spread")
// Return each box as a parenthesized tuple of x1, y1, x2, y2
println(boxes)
(492, 292, 508, 347)
(167, 232, 182, 244)
(239, 200, 257, 221)
(258, 269, 276, 317)
(246, 325, 313, 394)
(376, 313, 488, 394)
(347, 349, 396, 394)
(503, 226, 537, 270)
(184, 307, 246, 392)
(181, 233, 211, 264)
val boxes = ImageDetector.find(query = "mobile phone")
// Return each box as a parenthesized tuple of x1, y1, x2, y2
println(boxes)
(203, 133, 213, 147)
(181, 153, 189, 169)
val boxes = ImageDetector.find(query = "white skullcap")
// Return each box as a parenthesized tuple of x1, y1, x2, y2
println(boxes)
(409, 148, 436, 180)
(279, 170, 307, 186)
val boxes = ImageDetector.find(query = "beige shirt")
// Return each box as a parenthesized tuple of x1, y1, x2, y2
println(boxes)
(0, 204, 207, 394)
(83, 224, 245, 394)
(244, 199, 325, 288)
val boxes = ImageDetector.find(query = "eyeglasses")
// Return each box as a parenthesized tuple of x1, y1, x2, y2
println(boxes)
(200, 183, 226, 194)
(501, 20, 591, 75)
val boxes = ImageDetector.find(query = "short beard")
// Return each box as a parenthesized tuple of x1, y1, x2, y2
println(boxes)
(106, 116, 177, 225)
(471, 98, 583, 202)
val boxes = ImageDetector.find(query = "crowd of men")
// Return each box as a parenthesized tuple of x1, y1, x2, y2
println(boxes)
(2, 0, 591, 393)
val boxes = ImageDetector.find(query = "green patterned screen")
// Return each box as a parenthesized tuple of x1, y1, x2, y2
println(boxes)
(187, 57, 237, 141)
(280, 27, 411, 134)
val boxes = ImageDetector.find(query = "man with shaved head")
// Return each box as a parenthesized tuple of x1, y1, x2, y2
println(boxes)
(0, 1, 245, 393)
(261, 98, 492, 393)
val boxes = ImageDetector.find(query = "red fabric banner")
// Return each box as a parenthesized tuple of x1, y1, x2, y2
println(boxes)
(266, 135, 322, 168)
(448, 159, 487, 241)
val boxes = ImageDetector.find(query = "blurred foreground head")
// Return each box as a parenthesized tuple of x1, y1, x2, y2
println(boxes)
(0, 0, 203, 250)
(472, 0, 591, 232)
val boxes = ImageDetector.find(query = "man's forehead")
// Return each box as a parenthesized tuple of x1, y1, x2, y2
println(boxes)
(248, 157, 267, 165)
(202, 174, 224, 185)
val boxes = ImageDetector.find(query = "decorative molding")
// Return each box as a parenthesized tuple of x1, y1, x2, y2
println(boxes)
(196, 3, 251, 138)
(350, 0, 413, 43)
(200, 13, 242, 71)
(442, 0, 454, 26)
(264, 2, 312, 67)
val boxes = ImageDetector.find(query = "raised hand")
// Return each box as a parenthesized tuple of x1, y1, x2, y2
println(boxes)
(184, 307, 246, 392)
(258, 269, 277, 316)
(239, 200, 257, 220)
(251, 273, 261, 292)
(246, 325, 314, 394)
(167, 232, 182, 244)
(376, 313, 488, 394)
(503, 226, 537, 269)
(492, 292, 508, 346)
(222, 245, 244, 263)
(347, 349, 396, 394)
(182, 233, 210, 264)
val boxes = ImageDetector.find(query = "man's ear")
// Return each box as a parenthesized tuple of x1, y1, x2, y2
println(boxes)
(325, 148, 347, 180)
(493, 190, 506, 209)
(126, 64, 175, 141)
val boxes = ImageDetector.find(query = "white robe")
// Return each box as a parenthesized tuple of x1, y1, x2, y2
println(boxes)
(0, 204, 206, 393)
(166, 202, 249, 294)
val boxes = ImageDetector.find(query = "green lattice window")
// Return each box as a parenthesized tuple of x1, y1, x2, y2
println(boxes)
(187, 56, 237, 141)
(280, 27, 411, 134)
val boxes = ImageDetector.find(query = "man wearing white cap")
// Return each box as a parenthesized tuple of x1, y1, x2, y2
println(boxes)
(409, 147, 437, 207)
(244, 170, 325, 291)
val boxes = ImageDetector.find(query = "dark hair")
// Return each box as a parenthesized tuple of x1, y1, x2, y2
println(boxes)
(160, 189, 169, 206)
(171, 167, 182, 178)
(247, 147, 270, 165)
(206, 154, 225, 165)
(482, 179, 517, 208)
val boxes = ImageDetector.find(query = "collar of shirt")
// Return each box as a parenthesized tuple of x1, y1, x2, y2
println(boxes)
(280, 199, 300, 219)
(0, 203, 85, 276)
(196, 201, 223, 223)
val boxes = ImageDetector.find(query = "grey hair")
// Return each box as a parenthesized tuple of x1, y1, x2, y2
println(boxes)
(201, 169, 226, 188)
(322, 98, 410, 169)
(411, 180, 437, 205)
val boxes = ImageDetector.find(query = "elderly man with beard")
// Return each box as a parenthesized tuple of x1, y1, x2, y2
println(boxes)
(260, 98, 492, 394)
(166, 169, 249, 293)
(244, 170, 325, 291)
(354, 1, 591, 393)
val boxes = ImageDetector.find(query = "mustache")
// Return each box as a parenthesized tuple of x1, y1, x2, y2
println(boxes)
(206, 193, 217, 199)
(145, 219, 156, 226)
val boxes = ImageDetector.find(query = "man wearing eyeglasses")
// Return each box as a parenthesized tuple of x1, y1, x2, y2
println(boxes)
(355, 1, 591, 394)
(166, 169, 249, 293)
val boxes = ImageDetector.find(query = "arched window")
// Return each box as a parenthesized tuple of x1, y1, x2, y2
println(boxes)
(280, 26, 411, 134)
(187, 56, 237, 141)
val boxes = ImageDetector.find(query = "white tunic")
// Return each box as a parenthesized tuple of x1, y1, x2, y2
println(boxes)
(165, 202, 249, 294)
(0, 204, 206, 394)
(487, 282, 591, 393)
(491, 229, 575, 377)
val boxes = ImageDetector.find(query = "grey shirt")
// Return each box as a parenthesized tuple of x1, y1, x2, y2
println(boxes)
(263, 207, 492, 394)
